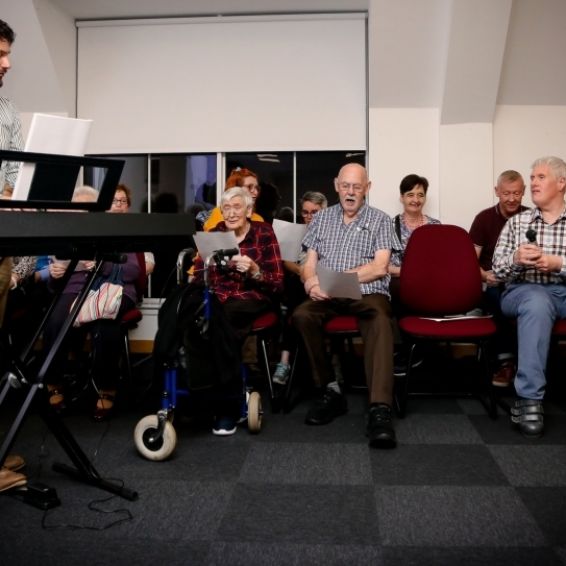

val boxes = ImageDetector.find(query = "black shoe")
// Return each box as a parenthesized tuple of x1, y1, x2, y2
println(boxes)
(305, 389, 347, 425)
(393, 351, 423, 378)
(366, 403, 397, 448)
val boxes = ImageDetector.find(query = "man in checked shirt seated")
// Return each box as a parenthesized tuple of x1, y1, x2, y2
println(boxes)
(493, 156, 566, 439)
(292, 163, 396, 449)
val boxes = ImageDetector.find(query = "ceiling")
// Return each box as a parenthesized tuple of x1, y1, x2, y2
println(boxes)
(46, 0, 368, 20)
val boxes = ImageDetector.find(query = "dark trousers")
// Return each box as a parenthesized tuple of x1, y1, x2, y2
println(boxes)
(292, 294, 394, 405)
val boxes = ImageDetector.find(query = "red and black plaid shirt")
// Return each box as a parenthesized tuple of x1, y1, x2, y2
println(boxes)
(193, 221, 284, 303)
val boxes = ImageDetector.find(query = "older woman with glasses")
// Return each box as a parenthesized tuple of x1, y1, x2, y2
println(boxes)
(272, 191, 328, 385)
(191, 186, 283, 435)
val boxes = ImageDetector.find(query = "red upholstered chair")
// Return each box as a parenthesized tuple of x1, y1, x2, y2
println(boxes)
(397, 224, 498, 418)
(283, 314, 363, 412)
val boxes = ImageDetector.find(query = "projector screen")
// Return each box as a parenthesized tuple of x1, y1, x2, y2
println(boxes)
(77, 14, 367, 154)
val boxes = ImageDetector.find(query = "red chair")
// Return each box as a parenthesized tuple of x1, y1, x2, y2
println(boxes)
(397, 224, 498, 418)
(283, 314, 363, 411)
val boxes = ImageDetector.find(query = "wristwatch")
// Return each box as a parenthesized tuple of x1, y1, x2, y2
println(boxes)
(251, 269, 262, 280)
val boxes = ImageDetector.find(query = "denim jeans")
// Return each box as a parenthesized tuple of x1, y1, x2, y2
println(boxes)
(501, 283, 566, 399)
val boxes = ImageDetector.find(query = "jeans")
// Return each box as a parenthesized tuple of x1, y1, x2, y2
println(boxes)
(501, 283, 566, 399)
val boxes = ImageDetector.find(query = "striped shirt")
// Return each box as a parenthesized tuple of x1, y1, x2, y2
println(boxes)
(492, 207, 566, 284)
(302, 202, 392, 297)
(0, 96, 23, 190)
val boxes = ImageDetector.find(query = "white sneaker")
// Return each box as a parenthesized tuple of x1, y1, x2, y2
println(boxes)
(212, 416, 237, 436)
(272, 362, 290, 385)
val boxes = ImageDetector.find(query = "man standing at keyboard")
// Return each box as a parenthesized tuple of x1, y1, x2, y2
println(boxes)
(0, 18, 23, 328)
(0, 18, 28, 495)
(493, 156, 566, 439)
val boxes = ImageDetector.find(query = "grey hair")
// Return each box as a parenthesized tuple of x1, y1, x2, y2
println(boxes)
(496, 170, 524, 188)
(301, 191, 328, 209)
(220, 186, 253, 210)
(531, 156, 566, 181)
(72, 185, 99, 202)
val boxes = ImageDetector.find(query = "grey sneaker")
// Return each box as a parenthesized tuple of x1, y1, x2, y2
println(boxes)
(272, 362, 290, 385)
(510, 398, 544, 438)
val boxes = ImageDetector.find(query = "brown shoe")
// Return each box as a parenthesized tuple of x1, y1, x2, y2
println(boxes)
(2, 454, 25, 472)
(0, 468, 27, 492)
(492, 361, 515, 388)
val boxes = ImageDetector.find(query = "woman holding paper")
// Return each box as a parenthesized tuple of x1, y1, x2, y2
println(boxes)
(272, 191, 327, 385)
(191, 186, 283, 435)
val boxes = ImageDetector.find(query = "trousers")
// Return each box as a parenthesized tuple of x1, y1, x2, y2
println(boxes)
(292, 293, 394, 405)
(501, 283, 566, 399)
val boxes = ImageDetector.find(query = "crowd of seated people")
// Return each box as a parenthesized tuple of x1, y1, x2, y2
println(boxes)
(4, 156, 565, 449)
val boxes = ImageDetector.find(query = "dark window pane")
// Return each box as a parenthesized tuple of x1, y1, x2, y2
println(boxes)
(226, 153, 293, 224)
(296, 151, 366, 213)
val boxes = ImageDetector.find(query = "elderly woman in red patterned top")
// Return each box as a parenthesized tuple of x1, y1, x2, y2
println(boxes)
(191, 186, 283, 435)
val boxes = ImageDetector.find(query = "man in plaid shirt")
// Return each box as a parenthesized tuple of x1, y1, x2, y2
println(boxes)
(493, 156, 566, 438)
(292, 163, 396, 449)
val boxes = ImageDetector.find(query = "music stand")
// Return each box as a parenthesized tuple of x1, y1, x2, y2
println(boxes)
(0, 150, 139, 507)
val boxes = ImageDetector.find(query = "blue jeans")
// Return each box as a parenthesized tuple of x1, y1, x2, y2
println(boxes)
(501, 284, 566, 399)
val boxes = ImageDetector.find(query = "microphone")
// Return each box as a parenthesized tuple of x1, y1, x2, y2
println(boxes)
(525, 229, 537, 244)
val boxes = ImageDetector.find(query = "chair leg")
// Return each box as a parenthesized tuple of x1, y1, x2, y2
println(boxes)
(395, 342, 416, 418)
(122, 329, 133, 386)
(283, 344, 300, 413)
(479, 341, 498, 419)
(257, 334, 276, 407)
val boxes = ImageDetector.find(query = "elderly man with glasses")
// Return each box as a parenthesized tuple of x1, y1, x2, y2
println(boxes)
(292, 163, 396, 448)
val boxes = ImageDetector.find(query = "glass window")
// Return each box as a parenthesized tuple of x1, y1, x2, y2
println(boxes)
(295, 151, 366, 214)
(226, 153, 293, 224)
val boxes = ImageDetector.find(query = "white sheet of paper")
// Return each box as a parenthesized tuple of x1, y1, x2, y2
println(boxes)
(272, 219, 307, 262)
(317, 266, 362, 300)
(193, 231, 239, 262)
(13, 113, 93, 200)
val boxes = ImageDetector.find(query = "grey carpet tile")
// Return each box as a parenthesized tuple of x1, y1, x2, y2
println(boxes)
(3, 535, 210, 566)
(217, 484, 380, 544)
(121, 442, 251, 481)
(555, 545, 566, 565)
(468, 413, 566, 445)
(395, 413, 484, 444)
(43, 479, 236, 542)
(402, 397, 465, 415)
(369, 444, 510, 486)
(382, 546, 564, 566)
(239, 442, 372, 485)
(517, 487, 566, 546)
(206, 542, 384, 566)
(488, 445, 566, 486)
(374, 486, 546, 547)
(254, 411, 368, 444)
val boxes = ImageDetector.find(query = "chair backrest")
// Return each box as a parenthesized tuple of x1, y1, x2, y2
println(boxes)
(399, 224, 482, 316)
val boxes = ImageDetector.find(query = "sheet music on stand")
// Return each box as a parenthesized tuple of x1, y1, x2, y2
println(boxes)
(12, 113, 92, 202)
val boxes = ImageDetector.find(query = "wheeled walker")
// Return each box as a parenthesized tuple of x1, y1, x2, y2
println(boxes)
(134, 248, 263, 461)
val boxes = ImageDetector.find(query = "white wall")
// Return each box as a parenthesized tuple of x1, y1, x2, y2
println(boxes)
(367, 107, 439, 220)
(494, 105, 566, 208)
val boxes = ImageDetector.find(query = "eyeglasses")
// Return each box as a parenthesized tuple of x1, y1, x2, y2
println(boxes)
(337, 182, 365, 192)
(301, 209, 317, 216)
(242, 183, 260, 193)
(112, 198, 129, 206)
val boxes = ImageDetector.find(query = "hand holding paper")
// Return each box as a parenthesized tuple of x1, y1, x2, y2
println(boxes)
(317, 266, 362, 300)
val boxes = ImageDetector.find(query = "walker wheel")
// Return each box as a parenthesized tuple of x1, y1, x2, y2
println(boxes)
(134, 414, 177, 461)
(247, 391, 262, 433)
